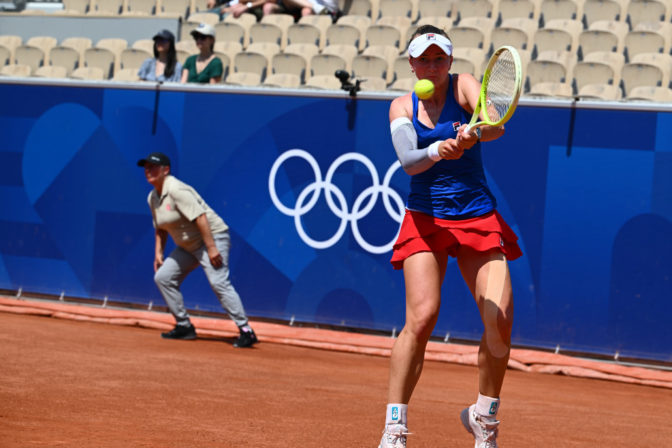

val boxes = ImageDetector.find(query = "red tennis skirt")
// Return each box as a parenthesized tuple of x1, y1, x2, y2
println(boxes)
(390, 209, 523, 270)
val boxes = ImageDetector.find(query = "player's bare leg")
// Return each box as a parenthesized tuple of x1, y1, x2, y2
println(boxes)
(379, 251, 448, 447)
(457, 247, 514, 447)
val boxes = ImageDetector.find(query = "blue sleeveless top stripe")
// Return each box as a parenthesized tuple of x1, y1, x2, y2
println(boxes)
(408, 74, 496, 219)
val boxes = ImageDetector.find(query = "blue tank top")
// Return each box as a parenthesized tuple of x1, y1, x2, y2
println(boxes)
(408, 75, 496, 219)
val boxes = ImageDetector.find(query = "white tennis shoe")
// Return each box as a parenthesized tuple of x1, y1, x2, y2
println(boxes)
(378, 424, 411, 448)
(460, 404, 500, 448)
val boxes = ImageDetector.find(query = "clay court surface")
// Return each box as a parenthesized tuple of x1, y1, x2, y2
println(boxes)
(1, 303, 672, 447)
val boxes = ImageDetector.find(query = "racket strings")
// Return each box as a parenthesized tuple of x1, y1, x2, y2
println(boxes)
(484, 51, 517, 123)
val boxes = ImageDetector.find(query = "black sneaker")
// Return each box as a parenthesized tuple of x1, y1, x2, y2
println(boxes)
(233, 330, 258, 348)
(161, 324, 197, 340)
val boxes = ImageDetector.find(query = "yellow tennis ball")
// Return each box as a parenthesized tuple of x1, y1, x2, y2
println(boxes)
(414, 79, 435, 100)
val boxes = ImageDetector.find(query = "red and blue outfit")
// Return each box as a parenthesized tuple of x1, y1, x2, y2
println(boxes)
(391, 75, 522, 269)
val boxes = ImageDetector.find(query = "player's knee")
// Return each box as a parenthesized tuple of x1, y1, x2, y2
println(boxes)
(406, 308, 439, 341)
(483, 300, 511, 358)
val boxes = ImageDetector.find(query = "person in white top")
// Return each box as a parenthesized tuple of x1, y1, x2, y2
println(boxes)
(138, 152, 258, 348)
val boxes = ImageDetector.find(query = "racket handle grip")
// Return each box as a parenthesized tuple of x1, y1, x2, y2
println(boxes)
(464, 124, 472, 133)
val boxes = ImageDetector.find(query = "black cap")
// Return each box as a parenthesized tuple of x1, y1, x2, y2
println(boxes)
(152, 29, 175, 41)
(137, 152, 171, 167)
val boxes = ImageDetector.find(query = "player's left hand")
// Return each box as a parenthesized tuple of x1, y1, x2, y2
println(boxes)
(207, 247, 223, 268)
(456, 125, 479, 150)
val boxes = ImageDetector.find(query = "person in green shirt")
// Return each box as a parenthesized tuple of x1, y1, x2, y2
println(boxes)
(180, 23, 223, 84)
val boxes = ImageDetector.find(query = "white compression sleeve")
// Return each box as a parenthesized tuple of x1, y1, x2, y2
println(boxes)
(390, 117, 441, 176)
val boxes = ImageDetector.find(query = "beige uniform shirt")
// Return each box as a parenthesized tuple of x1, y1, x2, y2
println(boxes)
(148, 175, 228, 252)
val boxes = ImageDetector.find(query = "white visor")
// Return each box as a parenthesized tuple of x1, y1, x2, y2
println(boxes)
(408, 33, 453, 57)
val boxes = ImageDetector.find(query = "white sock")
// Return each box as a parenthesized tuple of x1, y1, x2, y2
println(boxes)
(475, 394, 500, 419)
(385, 403, 408, 426)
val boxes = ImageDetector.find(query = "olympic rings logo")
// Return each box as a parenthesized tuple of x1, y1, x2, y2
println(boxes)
(268, 149, 405, 254)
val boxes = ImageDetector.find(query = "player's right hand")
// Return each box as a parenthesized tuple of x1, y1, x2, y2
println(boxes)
(154, 255, 164, 272)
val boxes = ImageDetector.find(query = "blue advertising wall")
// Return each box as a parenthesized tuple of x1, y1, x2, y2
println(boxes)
(1, 80, 671, 362)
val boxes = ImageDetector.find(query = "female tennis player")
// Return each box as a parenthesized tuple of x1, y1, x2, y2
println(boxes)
(378, 25, 522, 448)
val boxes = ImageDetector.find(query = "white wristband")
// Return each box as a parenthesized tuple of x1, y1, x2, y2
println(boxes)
(427, 141, 441, 161)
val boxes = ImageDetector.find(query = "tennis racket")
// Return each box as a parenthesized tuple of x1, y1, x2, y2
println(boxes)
(464, 45, 523, 134)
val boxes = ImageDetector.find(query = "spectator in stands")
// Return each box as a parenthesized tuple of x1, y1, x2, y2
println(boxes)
(180, 23, 223, 84)
(378, 25, 520, 448)
(137, 30, 182, 83)
(137, 151, 259, 348)
(262, 0, 338, 18)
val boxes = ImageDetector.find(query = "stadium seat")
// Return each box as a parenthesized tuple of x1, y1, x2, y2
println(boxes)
(525, 54, 568, 92)
(538, 0, 582, 25)
(378, 0, 416, 21)
(327, 23, 364, 51)
(363, 44, 398, 82)
(14, 45, 44, 73)
(365, 24, 403, 51)
(0, 35, 22, 62)
(225, 71, 262, 86)
(249, 23, 284, 48)
(533, 19, 582, 54)
(448, 23, 489, 50)
(304, 74, 341, 89)
(48, 46, 80, 75)
(176, 39, 198, 55)
(62, 0, 91, 14)
(297, 15, 332, 49)
(61, 37, 92, 60)
(112, 67, 140, 81)
(0, 45, 10, 68)
(215, 22, 247, 48)
(417, 0, 453, 22)
(213, 52, 231, 80)
(287, 23, 322, 48)
(451, 47, 486, 78)
(158, 0, 190, 17)
(527, 81, 574, 98)
(25, 36, 57, 65)
(583, 50, 624, 84)
(284, 43, 319, 70)
(0, 64, 32, 77)
(70, 66, 105, 80)
(572, 59, 615, 94)
(620, 54, 671, 97)
(388, 76, 415, 92)
(246, 42, 281, 71)
(310, 53, 347, 77)
(626, 85, 672, 102)
(96, 38, 128, 72)
(124, 0, 158, 16)
(120, 48, 152, 70)
(578, 20, 628, 58)
(214, 41, 244, 72)
(359, 76, 388, 91)
(581, 0, 625, 28)
(497, 0, 539, 22)
(489, 20, 534, 53)
(263, 73, 302, 88)
(260, 14, 294, 49)
(454, 0, 496, 22)
(186, 11, 219, 25)
(625, 0, 669, 29)
(624, 25, 671, 61)
(89, 0, 124, 15)
(353, 52, 389, 85)
(271, 52, 308, 82)
(414, 16, 454, 32)
(576, 82, 622, 100)
(132, 39, 155, 54)
(33, 65, 68, 79)
(83, 47, 116, 79)
(233, 50, 269, 82)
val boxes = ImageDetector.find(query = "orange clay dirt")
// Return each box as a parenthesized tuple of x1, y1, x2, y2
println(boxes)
(1, 298, 672, 447)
